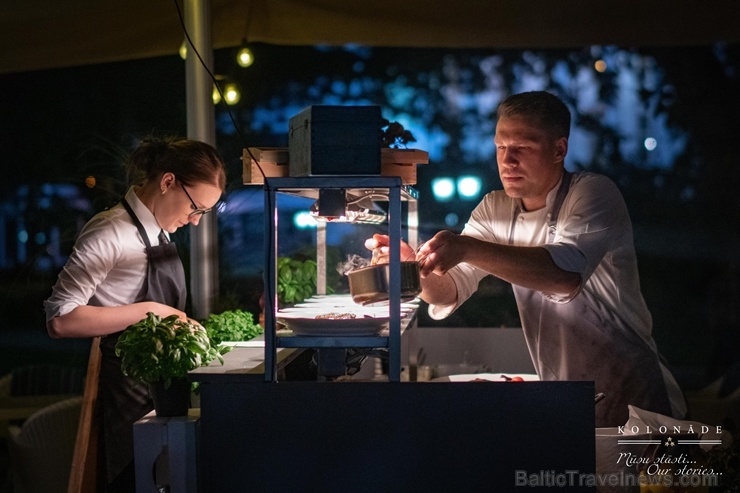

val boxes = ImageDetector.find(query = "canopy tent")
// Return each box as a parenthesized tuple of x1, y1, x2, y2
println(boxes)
(2, 0, 740, 75)
(3, 0, 739, 318)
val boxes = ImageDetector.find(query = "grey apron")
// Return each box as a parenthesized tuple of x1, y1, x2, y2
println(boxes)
(511, 171, 672, 427)
(98, 198, 187, 485)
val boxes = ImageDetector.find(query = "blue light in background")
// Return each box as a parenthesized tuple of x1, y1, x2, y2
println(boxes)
(432, 177, 455, 201)
(293, 211, 317, 229)
(457, 176, 482, 199)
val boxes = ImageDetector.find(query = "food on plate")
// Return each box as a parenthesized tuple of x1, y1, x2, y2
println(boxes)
(315, 312, 357, 320)
(472, 376, 523, 382)
(501, 374, 524, 382)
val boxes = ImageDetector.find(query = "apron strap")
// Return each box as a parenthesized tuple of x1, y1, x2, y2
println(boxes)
(121, 198, 153, 251)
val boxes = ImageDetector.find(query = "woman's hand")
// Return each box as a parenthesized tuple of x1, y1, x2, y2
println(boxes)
(143, 303, 202, 329)
(47, 302, 191, 339)
(145, 301, 188, 322)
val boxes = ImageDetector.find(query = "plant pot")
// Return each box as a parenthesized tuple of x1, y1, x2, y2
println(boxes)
(149, 378, 191, 417)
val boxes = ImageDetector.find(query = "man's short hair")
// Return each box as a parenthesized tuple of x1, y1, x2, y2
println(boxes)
(497, 91, 571, 139)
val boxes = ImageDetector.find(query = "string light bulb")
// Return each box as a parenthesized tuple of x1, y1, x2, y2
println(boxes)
(179, 40, 188, 60)
(236, 40, 254, 67)
(212, 84, 222, 105)
(223, 82, 241, 105)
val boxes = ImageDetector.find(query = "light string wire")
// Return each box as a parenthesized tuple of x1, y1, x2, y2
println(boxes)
(174, 1, 277, 363)
(173, 0, 277, 346)
(172, 0, 265, 180)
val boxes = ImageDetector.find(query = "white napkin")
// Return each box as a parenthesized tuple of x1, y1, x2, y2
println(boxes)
(623, 404, 731, 452)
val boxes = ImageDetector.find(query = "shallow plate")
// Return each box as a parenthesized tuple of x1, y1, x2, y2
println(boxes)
(276, 313, 389, 336)
(280, 306, 409, 316)
(219, 340, 265, 348)
(432, 373, 540, 382)
(297, 294, 356, 304)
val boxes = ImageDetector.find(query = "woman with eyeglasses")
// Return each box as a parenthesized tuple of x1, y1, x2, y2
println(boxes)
(44, 136, 226, 492)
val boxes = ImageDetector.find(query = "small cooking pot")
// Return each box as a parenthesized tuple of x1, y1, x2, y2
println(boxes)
(347, 261, 421, 304)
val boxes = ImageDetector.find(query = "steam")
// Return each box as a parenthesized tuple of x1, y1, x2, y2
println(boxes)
(337, 254, 371, 276)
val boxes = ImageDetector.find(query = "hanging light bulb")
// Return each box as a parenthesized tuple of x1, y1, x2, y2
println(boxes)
(223, 82, 241, 105)
(179, 40, 188, 60)
(236, 40, 254, 67)
(212, 84, 222, 105)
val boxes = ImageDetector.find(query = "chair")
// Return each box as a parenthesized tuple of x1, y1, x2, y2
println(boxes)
(7, 396, 83, 493)
(9, 364, 84, 396)
(67, 336, 102, 493)
(0, 364, 84, 439)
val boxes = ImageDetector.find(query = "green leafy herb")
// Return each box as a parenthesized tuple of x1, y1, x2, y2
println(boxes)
(115, 312, 225, 388)
(202, 309, 263, 345)
(277, 257, 332, 305)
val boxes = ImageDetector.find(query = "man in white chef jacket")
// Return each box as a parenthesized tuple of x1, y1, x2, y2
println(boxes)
(368, 90, 686, 427)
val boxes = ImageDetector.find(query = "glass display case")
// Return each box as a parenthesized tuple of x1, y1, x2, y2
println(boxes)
(261, 176, 419, 382)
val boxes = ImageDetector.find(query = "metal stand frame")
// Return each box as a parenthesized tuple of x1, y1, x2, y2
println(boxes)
(262, 176, 415, 382)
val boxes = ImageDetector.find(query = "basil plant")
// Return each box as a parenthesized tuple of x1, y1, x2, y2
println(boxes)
(115, 312, 225, 388)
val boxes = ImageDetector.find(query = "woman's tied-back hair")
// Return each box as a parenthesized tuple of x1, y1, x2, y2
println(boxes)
(126, 136, 227, 191)
(497, 91, 571, 140)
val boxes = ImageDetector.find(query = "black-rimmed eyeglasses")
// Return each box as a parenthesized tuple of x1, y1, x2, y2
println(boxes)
(178, 180, 214, 218)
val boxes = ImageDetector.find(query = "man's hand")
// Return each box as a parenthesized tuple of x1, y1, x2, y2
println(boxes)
(364, 233, 416, 264)
(364, 233, 461, 307)
(416, 230, 472, 278)
(365, 231, 473, 278)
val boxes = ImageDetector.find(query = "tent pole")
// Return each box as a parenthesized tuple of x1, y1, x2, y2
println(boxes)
(184, 0, 218, 320)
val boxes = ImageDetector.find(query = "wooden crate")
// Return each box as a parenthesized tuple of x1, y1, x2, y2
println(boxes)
(243, 147, 429, 185)
(380, 148, 429, 185)
(242, 147, 289, 184)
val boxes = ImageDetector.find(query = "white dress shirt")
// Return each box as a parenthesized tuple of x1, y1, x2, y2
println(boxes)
(429, 172, 686, 422)
(44, 187, 166, 320)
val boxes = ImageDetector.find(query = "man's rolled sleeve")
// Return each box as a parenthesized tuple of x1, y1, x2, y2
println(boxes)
(541, 243, 589, 303)
(427, 262, 483, 320)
